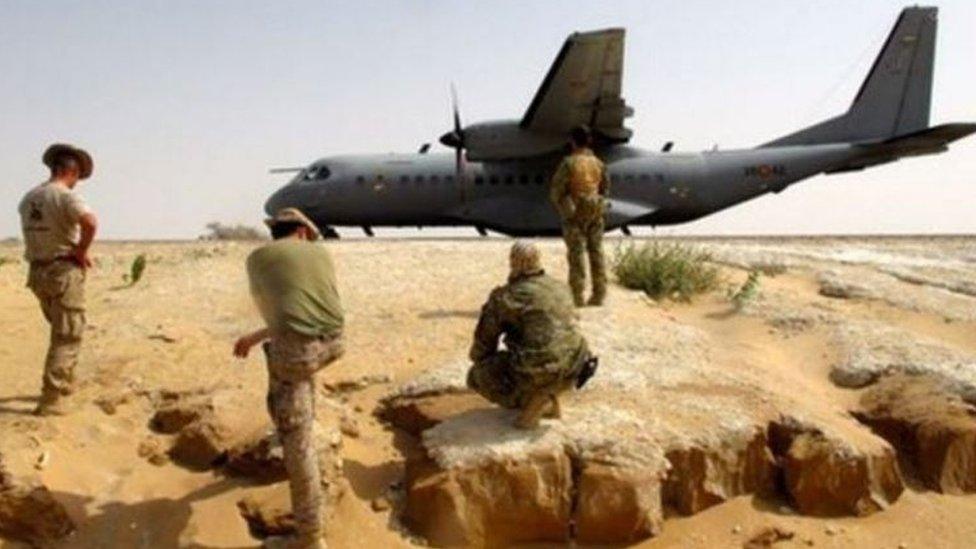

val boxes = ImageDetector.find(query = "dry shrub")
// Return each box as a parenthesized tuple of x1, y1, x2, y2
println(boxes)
(613, 241, 719, 302)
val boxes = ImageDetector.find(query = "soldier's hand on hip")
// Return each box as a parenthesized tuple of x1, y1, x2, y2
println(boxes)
(233, 335, 257, 359)
(71, 248, 93, 270)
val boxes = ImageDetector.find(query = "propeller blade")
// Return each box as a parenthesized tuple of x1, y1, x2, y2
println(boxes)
(450, 83, 462, 136)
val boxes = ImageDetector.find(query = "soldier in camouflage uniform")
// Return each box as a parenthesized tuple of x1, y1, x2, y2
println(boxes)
(549, 125, 611, 307)
(234, 208, 344, 549)
(467, 242, 596, 429)
(18, 144, 98, 416)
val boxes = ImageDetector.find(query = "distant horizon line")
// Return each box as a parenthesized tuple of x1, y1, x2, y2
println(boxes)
(3, 232, 974, 246)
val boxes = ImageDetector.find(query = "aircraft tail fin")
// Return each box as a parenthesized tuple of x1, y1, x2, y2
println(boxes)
(764, 6, 938, 147)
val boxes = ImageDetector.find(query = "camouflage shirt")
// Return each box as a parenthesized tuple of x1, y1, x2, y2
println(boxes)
(470, 271, 587, 373)
(549, 148, 610, 222)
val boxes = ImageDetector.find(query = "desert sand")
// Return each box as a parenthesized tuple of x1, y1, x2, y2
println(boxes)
(1, 235, 975, 548)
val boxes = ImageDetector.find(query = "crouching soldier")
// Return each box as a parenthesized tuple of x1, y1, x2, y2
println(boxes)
(466, 242, 598, 429)
(233, 208, 344, 549)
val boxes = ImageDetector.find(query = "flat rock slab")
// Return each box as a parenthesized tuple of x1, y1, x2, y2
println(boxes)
(378, 391, 488, 437)
(855, 373, 976, 494)
(829, 321, 976, 401)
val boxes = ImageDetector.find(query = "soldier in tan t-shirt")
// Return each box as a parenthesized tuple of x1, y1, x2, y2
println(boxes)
(17, 143, 98, 416)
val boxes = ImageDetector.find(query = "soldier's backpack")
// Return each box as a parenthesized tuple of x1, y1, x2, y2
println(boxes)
(567, 153, 603, 200)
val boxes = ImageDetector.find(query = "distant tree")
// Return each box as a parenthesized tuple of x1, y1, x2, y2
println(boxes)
(201, 222, 266, 241)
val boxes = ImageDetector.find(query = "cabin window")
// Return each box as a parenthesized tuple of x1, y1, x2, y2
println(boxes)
(610, 173, 620, 183)
(430, 175, 440, 184)
(475, 175, 485, 185)
(624, 174, 635, 182)
(414, 175, 424, 183)
(534, 174, 545, 185)
(489, 175, 499, 185)
(445, 174, 455, 183)
(502, 175, 513, 185)
(640, 173, 651, 182)
(399, 175, 409, 183)
(356, 175, 365, 184)
(517, 174, 529, 185)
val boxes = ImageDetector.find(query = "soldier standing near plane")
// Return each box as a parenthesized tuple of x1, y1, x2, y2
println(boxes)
(549, 125, 610, 307)
(466, 242, 597, 429)
(233, 208, 344, 549)
(18, 144, 98, 416)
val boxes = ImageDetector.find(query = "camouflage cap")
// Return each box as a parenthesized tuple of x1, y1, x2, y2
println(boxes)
(42, 143, 94, 179)
(510, 240, 542, 277)
(264, 207, 321, 240)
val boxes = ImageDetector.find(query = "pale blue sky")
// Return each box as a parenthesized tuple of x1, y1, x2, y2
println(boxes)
(1, 0, 973, 238)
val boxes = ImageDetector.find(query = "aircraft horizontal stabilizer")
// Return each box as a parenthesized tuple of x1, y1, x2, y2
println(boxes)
(877, 123, 976, 155)
(826, 123, 976, 174)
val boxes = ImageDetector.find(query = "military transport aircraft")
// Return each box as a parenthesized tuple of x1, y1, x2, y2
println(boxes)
(265, 6, 974, 237)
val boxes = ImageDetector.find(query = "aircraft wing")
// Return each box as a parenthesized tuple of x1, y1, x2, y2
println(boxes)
(520, 28, 634, 142)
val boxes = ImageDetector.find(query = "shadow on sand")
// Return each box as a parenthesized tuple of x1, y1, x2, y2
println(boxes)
(0, 395, 38, 416)
(53, 477, 256, 548)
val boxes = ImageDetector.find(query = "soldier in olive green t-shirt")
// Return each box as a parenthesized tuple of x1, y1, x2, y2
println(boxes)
(233, 208, 343, 549)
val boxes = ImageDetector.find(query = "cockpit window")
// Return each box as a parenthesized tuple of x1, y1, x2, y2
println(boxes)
(301, 165, 330, 181)
(313, 166, 331, 180)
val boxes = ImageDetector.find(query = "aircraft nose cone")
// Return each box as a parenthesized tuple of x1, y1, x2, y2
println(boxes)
(264, 186, 290, 216)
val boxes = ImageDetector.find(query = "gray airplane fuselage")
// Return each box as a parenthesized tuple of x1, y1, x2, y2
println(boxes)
(265, 7, 974, 236)
(265, 142, 855, 236)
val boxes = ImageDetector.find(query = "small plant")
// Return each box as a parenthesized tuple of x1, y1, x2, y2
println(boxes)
(728, 270, 762, 311)
(612, 241, 719, 302)
(123, 254, 147, 286)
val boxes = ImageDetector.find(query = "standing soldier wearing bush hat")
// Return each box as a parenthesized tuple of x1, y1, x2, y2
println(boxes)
(233, 207, 344, 549)
(18, 143, 98, 416)
(549, 125, 611, 307)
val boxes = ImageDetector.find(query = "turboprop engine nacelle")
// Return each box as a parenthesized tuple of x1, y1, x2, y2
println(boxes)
(441, 120, 566, 162)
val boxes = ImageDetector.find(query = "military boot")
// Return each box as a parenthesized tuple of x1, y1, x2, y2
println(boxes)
(544, 394, 562, 419)
(32, 393, 71, 417)
(515, 393, 555, 429)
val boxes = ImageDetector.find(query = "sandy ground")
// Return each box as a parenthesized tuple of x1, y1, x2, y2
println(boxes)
(1, 235, 975, 548)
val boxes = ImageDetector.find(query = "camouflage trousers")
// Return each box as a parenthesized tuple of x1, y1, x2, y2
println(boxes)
(466, 351, 582, 410)
(562, 214, 606, 305)
(264, 330, 344, 548)
(27, 261, 86, 404)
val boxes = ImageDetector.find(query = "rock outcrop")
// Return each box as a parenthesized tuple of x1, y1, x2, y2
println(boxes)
(238, 490, 296, 538)
(155, 390, 263, 470)
(769, 416, 903, 516)
(0, 455, 75, 547)
(663, 425, 777, 515)
(854, 373, 976, 494)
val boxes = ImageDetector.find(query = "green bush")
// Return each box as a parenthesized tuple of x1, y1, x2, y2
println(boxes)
(612, 241, 719, 302)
